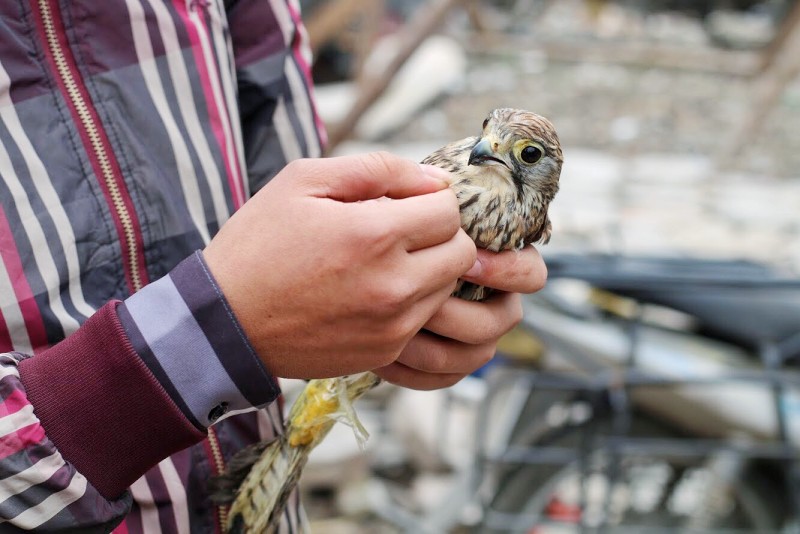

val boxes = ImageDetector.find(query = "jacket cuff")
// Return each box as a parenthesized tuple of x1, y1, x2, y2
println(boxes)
(117, 250, 280, 429)
(17, 301, 205, 499)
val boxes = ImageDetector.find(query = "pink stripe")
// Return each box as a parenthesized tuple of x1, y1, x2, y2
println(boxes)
(286, 1, 328, 148)
(0, 387, 32, 418)
(111, 523, 129, 534)
(173, 1, 246, 210)
(0, 205, 48, 352)
(0, 422, 46, 461)
(0, 309, 13, 353)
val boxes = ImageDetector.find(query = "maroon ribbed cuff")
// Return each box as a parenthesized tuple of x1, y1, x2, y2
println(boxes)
(17, 301, 205, 499)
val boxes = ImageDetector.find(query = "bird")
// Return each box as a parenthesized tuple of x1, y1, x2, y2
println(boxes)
(424, 107, 562, 300)
(209, 107, 563, 533)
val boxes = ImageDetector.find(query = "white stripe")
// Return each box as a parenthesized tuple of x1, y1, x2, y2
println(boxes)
(272, 97, 303, 163)
(156, 458, 190, 534)
(0, 62, 94, 329)
(267, 0, 293, 44)
(3, 470, 88, 529)
(287, 0, 313, 65)
(125, 0, 212, 244)
(208, 0, 249, 197)
(0, 258, 32, 354)
(0, 405, 36, 439)
(284, 60, 322, 158)
(0, 364, 20, 380)
(215, 405, 256, 424)
(0, 77, 80, 340)
(0, 452, 66, 501)
(0, 139, 77, 338)
(147, 0, 232, 231)
(187, 1, 245, 206)
(284, 0, 322, 158)
(266, 0, 322, 159)
(130, 476, 163, 534)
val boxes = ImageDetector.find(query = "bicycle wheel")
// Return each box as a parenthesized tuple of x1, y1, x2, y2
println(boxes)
(478, 389, 792, 533)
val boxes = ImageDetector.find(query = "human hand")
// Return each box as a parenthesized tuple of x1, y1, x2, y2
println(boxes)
(203, 153, 478, 379)
(374, 246, 547, 389)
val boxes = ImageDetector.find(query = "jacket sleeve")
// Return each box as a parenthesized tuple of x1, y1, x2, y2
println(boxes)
(226, 0, 327, 193)
(1, 251, 279, 532)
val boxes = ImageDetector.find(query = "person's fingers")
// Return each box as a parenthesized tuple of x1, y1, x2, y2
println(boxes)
(395, 330, 495, 375)
(375, 331, 497, 389)
(295, 153, 452, 202)
(460, 246, 547, 294)
(424, 292, 523, 345)
(402, 229, 477, 297)
(358, 189, 463, 252)
(374, 361, 465, 390)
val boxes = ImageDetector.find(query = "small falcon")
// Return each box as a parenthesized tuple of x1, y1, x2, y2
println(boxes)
(424, 107, 563, 300)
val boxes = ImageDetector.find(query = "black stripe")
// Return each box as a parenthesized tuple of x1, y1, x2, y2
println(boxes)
(459, 192, 481, 210)
(499, 225, 513, 250)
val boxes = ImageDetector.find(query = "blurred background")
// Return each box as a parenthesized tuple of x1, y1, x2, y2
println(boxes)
(285, 1, 800, 532)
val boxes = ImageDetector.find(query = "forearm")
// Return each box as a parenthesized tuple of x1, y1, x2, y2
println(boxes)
(3, 252, 280, 530)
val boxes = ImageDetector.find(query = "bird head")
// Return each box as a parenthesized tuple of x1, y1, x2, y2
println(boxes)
(466, 108, 562, 201)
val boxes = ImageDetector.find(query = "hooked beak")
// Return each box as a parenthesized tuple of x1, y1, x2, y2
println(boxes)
(468, 138, 507, 168)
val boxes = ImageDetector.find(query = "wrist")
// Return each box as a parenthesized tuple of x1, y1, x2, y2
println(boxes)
(118, 251, 280, 428)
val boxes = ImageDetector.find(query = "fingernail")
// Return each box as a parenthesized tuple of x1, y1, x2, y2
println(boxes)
(419, 164, 453, 186)
(464, 258, 482, 278)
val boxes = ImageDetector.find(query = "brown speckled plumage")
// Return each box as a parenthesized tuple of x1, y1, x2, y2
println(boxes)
(423, 108, 563, 300)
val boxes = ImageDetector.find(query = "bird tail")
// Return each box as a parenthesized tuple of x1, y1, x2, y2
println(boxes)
(209, 372, 383, 533)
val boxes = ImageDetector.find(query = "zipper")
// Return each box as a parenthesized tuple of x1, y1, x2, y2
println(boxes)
(33, 0, 148, 294)
(207, 427, 229, 532)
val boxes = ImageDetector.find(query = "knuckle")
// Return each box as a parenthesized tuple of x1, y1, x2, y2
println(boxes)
(375, 348, 402, 369)
(282, 157, 310, 178)
(499, 293, 524, 334)
(523, 248, 548, 292)
(442, 190, 461, 223)
(367, 280, 415, 317)
(384, 314, 418, 346)
(454, 231, 478, 266)
(356, 216, 394, 247)
(385, 279, 416, 307)
(461, 323, 492, 345)
(464, 297, 522, 344)
(530, 259, 548, 292)
(362, 151, 399, 178)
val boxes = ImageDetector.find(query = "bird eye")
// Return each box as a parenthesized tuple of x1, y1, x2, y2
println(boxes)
(482, 117, 489, 130)
(520, 144, 543, 164)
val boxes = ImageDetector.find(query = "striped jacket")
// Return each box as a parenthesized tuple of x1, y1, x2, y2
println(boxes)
(0, 0, 323, 532)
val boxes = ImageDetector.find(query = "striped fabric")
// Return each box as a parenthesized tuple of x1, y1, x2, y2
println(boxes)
(118, 252, 280, 429)
(0, 0, 323, 531)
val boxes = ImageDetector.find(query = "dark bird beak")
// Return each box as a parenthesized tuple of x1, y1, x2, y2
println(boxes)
(468, 138, 506, 167)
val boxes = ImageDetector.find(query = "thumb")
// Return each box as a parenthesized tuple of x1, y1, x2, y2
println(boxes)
(305, 152, 452, 202)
